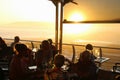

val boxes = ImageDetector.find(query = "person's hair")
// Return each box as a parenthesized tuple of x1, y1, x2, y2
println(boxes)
(54, 54, 65, 68)
(14, 36, 20, 42)
(86, 44, 93, 50)
(41, 40, 50, 49)
(15, 43, 27, 53)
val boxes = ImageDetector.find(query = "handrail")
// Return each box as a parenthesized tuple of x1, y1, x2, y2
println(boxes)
(3, 38, 41, 43)
(62, 43, 120, 50)
(2, 38, 120, 70)
(4, 38, 42, 49)
(4, 38, 120, 50)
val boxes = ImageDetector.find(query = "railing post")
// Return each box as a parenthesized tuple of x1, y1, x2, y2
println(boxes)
(99, 47, 102, 58)
(72, 45, 76, 63)
(31, 41, 34, 49)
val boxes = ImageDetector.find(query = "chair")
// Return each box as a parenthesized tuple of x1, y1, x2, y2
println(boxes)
(113, 63, 120, 73)
(112, 63, 120, 80)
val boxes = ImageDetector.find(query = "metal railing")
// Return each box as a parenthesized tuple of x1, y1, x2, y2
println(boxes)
(4, 38, 120, 55)
(3, 38, 120, 70)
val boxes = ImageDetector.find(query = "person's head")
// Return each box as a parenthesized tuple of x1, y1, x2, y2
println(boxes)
(86, 44, 93, 50)
(15, 43, 28, 55)
(40, 40, 50, 50)
(14, 36, 20, 43)
(54, 54, 65, 68)
(80, 50, 91, 62)
(48, 39, 53, 45)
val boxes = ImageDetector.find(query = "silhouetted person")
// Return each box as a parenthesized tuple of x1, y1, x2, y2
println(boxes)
(70, 50, 98, 80)
(0, 37, 7, 53)
(45, 54, 68, 80)
(36, 40, 53, 69)
(48, 39, 58, 61)
(85, 44, 96, 61)
(0, 37, 8, 60)
(9, 43, 35, 80)
(10, 36, 20, 52)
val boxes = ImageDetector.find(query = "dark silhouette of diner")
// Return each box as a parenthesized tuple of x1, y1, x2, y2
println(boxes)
(70, 50, 98, 80)
(85, 44, 97, 61)
(48, 38, 58, 61)
(35, 40, 53, 70)
(0, 37, 8, 58)
(9, 43, 37, 80)
(0, 37, 13, 61)
(45, 54, 69, 80)
(10, 36, 20, 52)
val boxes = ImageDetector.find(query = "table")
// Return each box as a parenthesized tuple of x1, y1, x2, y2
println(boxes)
(94, 57, 110, 67)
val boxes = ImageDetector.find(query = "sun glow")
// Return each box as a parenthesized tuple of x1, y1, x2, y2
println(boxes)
(63, 24, 92, 35)
(68, 12, 85, 21)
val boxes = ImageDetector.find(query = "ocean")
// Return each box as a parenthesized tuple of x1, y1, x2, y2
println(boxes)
(1, 23, 120, 70)
(1, 23, 120, 46)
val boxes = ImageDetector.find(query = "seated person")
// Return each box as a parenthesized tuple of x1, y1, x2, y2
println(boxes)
(10, 36, 20, 52)
(45, 54, 68, 80)
(85, 44, 96, 61)
(0, 37, 8, 59)
(36, 40, 53, 70)
(0, 37, 13, 61)
(48, 39, 58, 62)
(9, 43, 37, 80)
(70, 50, 98, 80)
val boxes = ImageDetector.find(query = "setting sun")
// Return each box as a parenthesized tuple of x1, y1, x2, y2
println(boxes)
(68, 12, 85, 21)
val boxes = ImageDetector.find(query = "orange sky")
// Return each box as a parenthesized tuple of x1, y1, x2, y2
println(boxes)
(0, 0, 120, 46)
(0, 0, 120, 25)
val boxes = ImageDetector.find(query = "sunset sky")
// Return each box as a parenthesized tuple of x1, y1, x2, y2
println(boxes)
(0, 0, 120, 46)
(0, 0, 120, 25)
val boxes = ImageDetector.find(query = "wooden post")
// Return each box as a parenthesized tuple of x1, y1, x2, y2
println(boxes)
(55, 3, 59, 50)
(59, 2, 63, 54)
